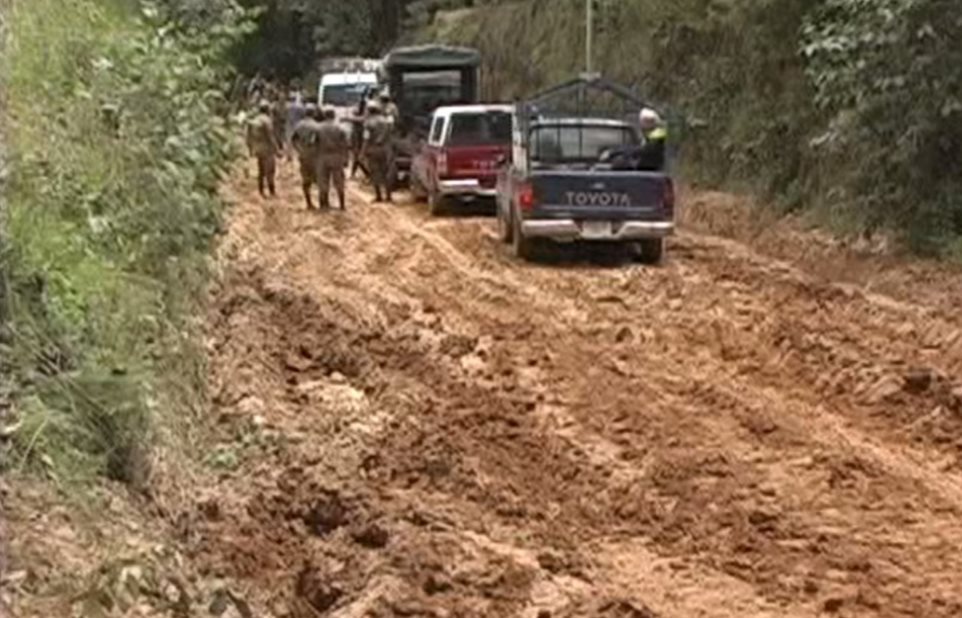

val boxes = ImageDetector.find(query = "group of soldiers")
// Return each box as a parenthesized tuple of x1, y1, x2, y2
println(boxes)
(245, 89, 399, 211)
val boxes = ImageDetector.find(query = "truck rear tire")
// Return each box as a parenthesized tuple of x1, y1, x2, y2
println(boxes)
(635, 239, 665, 265)
(511, 208, 537, 261)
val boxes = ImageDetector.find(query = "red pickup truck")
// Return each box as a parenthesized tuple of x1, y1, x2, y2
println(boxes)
(410, 104, 512, 215)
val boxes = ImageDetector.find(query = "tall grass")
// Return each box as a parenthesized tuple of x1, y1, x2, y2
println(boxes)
(0, 0, 242, 488)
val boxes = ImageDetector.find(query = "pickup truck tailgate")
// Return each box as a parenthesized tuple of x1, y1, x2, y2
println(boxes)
(531, 171, 671, 221)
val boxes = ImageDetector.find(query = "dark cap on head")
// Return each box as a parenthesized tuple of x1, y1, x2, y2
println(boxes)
(322, 107, 336, 121)
(305, 103, 319, 119)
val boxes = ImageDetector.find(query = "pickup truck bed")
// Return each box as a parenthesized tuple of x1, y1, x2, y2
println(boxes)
(497, 106, 675, 263)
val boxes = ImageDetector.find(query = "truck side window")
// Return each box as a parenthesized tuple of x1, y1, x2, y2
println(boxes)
(429, 116, 446, 145)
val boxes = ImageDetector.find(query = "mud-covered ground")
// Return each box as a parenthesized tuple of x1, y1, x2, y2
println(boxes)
(185, 164, 962, 618)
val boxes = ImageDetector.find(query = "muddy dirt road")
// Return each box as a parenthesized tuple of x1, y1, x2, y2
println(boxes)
(195, 165, 962, 618)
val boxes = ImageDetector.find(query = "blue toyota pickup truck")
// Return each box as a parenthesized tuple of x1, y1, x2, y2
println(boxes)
(495, 76, 675, 263)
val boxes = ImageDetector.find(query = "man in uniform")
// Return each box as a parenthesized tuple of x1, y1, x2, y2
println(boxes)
(363, 103, 395, 203)
(291, 104, 322, 210)
(379, 93, 400, 127)
(286, 92, 307, 150)
(316, 107, 350, 211)
(246, 101, 281, 198)
(271, 90, 289, 160)
(349, 87, 372, 180)
(247, 73, 266, 106)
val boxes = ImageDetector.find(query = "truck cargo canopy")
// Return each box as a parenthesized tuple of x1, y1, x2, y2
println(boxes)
(383, 45, 481, 69)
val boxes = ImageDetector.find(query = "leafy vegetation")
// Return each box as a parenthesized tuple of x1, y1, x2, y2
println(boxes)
(802, 0, 962, 254)
(0, 0, 249, 487)
(225, 0, 504, 79)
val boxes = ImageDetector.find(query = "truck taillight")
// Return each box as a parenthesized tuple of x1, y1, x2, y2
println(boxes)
(438, 153, 448, 177)
(663, 178, 676, 218)
(518, 183, 537, 211)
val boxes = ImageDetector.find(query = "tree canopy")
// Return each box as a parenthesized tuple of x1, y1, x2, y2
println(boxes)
(218, 0, 503, 80)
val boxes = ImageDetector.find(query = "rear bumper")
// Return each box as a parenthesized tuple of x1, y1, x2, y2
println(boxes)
(521, 219, 675, 241)
(438, 179, 497, 198)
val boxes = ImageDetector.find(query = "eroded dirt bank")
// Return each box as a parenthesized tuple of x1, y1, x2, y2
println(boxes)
(192, 164, 962, 618)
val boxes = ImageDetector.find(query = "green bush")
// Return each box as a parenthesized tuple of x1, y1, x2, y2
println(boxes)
(0, 0, 248, 486)
(802, 0, 962, 254)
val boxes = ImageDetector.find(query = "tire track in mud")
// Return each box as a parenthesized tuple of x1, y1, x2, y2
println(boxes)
(420, 220, 962, 616)
(372, 198, 962, 615)
(194, 165, 962, 618)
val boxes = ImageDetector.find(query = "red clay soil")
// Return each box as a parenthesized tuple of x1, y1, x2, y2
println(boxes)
(187, 164, 962, 618)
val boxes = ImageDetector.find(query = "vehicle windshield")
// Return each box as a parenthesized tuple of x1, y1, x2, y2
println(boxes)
(448, 111, 512, 146)
(530, 124, 638, 164)
(402, 71, 465, 120)
(322, 83, 373, 107)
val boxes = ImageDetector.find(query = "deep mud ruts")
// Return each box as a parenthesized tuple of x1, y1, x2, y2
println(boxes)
(192, 164, 962, 617)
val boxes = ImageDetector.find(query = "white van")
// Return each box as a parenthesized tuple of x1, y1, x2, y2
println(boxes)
(317, 72, 379, 121)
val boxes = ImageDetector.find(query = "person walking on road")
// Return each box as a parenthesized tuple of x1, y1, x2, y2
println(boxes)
(246, 101, 281, 199)
(316, 107, 350, 211)
(291, 104, 323, 210)
(247, 73, 266, 106)
(363, 103, 395, 203)
(286, 92, 307, 149)
(271, 90, 289, 160)
(349, 87, 373, 180)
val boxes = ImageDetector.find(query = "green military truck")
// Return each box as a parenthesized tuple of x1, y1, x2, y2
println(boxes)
(380, 45, 482, 186)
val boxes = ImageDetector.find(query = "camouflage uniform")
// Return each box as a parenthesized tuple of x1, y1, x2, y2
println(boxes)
(380, 97, 400, 127)
(291, 109, 323, 209)
(246, 110, 279, 198)
(286, 96, 307, 144)
(350, 89, 375, 179)
(349, 114, 368, 180)
(271, 96, 288, 157)
(316, 112, 351, 210)
(363, 110, 395, 202)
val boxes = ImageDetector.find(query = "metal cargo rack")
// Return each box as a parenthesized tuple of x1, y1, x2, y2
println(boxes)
(518, 74, 661, 129)
(515, 74, 677, 171)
